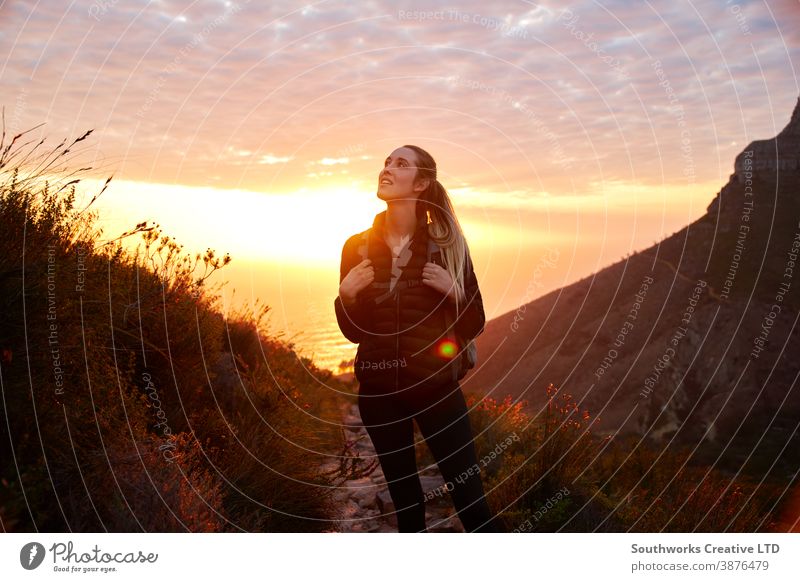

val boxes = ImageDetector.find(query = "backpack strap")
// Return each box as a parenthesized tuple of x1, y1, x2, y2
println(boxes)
(357, 230, 391, 300)
(356, 230, 369, 262)
(426, 237, 438, 264)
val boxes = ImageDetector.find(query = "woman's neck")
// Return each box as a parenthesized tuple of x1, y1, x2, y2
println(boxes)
(384, 199, 418, 240)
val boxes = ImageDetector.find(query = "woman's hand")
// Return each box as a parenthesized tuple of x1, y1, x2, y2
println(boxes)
(339, 259, 374, 304)
(422, 262, 457, 302)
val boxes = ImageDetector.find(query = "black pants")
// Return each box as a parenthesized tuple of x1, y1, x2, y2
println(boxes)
(358, 379, 504, 533)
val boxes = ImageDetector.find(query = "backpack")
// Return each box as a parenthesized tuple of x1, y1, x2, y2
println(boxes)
(356, 231, 478, 381)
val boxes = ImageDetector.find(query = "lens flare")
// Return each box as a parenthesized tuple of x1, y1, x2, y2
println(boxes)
(436, 338, 458, 359)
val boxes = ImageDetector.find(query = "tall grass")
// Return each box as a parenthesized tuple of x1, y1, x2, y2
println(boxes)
(0, 121, 363, 532)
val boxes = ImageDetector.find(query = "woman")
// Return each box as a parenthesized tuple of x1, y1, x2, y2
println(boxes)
(333, 145, 504, 533)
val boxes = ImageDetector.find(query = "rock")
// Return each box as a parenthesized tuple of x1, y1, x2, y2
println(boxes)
(376, 489, 394, 514)
(344, 477, 373, 488)
(357, 492, 377, 509)
(319, 459, 340, 475)
(427, 508, 465, 533)
(419, 474, 447, 495)
(420, 464, 441, 476)
(344, 477, 378, 509)
(340, 500, 361, 520)
(343, 414, 363, 432)
(353, 440, 374, 455)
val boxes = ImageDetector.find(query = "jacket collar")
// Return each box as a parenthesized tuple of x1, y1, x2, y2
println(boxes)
(371, 209, 429, 242)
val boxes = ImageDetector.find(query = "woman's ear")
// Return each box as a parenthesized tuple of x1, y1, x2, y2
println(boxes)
(414, 177, 430, 193)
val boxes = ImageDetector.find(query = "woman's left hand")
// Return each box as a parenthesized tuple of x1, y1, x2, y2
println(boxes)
(422, 262, 457, 302)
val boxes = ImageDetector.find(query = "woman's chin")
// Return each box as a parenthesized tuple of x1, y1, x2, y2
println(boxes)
(376, 188, 394, 201)
(377, 189, 417, 203)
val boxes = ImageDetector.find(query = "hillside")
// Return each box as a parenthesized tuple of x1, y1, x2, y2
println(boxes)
(469, 96, 800, 478)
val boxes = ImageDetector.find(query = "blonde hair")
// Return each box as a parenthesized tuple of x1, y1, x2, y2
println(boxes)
(404, 144, 469, 306)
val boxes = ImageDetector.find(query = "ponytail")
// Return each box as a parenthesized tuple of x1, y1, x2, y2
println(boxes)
(417, 178, 469, 305)
(406, 147, 470, 309)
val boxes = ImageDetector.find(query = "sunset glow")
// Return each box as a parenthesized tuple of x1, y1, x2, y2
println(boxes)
(3, 0, 796, 372)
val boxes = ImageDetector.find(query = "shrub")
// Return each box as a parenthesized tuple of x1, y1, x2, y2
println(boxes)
(0, 123, 349, 532)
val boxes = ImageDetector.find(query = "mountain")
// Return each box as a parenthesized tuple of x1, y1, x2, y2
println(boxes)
(469, 96, 800, 477)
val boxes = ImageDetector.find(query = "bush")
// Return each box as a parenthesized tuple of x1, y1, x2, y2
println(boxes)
(0, 123, 349, 532)
(460, 383, 782, 532)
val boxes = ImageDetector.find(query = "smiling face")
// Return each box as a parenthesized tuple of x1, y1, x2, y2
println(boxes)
(376, 146, 430, 202)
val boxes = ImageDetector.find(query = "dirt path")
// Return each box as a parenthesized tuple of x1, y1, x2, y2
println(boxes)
(322, 402, 465, 533)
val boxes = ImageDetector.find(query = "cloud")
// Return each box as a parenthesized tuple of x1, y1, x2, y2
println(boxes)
(0, 0, 795, 199)
(258, 154, 292, 165)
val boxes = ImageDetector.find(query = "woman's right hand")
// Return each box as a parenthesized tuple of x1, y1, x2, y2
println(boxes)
(339, 259, 374, 305)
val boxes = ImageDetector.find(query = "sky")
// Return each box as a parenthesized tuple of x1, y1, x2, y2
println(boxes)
(1, 0, 798, 371)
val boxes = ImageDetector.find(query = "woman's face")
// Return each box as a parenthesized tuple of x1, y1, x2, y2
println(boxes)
(377, 146, 430, 202)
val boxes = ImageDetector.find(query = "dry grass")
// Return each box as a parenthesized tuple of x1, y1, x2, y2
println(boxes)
(0, 120, 356, 532)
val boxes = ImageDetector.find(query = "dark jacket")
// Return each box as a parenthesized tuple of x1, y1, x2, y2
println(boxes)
(334, 210, 486, 390)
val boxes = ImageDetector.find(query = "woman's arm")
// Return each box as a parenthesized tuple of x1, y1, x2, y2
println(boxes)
(447, 251, 485, 341)
(333, 235, 369, 344)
